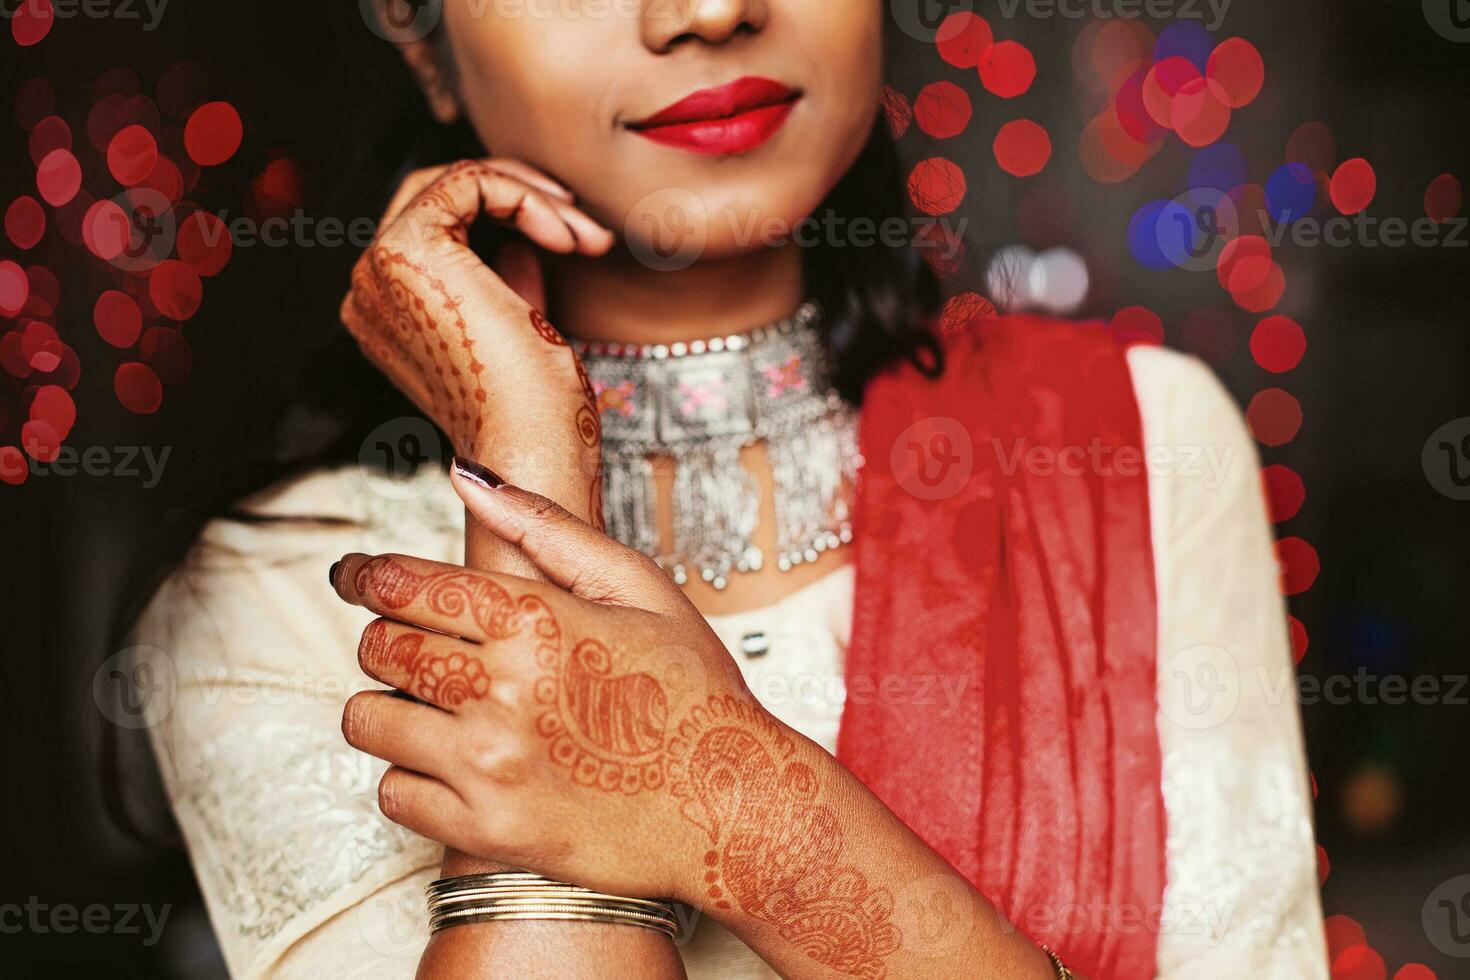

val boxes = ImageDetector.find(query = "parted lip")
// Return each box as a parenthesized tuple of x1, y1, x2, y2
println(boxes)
(626, 76, 801, 130)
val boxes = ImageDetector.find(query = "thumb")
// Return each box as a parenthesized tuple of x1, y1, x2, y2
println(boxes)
(449, 457, 678, 612)
(490, 239, 546, 310)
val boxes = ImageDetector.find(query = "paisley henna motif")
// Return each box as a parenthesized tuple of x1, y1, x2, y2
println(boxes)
(666, 695, 900, 979)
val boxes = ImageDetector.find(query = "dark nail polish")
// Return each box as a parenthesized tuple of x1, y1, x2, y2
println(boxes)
(328, 560, 341, 588)
(452, 456, 506, 489)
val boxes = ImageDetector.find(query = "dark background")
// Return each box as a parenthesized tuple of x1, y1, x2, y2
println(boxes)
(3, 2, 1468, 976)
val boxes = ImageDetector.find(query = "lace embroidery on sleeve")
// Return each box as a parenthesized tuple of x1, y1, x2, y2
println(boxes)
(173, 721, 438, 945)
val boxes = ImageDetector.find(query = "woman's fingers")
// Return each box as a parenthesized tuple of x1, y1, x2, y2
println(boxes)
(483, 158, 574, 202)
(385, 159, 610, 257)
(375, 766, 476, 844)
(449, 466, 681, 613)
(358, 619, 496, 710)
(332, 552, 567, 645)
(342, 691, 461, 779)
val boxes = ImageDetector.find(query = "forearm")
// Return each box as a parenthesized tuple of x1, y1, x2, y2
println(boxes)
(417, 429, 684, 979)
(688, 726, 1065, 980)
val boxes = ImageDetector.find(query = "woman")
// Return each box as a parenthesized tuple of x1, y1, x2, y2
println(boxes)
(131, 1, 1327, 977)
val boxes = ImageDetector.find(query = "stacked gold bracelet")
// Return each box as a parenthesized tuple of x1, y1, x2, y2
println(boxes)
(426, 872, 680, 939)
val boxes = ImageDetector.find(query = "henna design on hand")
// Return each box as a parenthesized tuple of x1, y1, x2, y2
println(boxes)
(345, 247, 487, 450)
(666, 695, 900, 979)
(530, 308, 568, 347)
(356, 558, 666, 792)
(352, 556, 897, 978)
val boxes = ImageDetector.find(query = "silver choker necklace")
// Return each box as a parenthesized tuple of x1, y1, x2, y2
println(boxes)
(574, 302, 859, 590)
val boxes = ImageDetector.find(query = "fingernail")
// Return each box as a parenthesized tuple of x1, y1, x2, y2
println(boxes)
(328, 560, 341, 588)
(452, 456, 506, 490)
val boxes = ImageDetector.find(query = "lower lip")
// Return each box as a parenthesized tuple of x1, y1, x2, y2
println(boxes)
(630, 100, 796, 156)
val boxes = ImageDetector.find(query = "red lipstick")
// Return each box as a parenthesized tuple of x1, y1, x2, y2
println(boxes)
(627, 76, 800, 156)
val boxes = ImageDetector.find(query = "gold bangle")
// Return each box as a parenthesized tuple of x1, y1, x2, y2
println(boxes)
(426, 872, 681, 939)
(1038, 944, 1075, 980)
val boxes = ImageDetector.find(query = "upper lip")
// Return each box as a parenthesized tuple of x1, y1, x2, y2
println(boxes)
(627, 76, 800, 129)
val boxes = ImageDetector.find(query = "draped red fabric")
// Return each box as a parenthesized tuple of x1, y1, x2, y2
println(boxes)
(838, 315, 1165, 979)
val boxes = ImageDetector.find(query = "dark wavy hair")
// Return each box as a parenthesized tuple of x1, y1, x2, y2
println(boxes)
(103, 14, 944, 838)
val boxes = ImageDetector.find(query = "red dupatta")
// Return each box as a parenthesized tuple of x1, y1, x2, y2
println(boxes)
(838, 314, 1165, 979)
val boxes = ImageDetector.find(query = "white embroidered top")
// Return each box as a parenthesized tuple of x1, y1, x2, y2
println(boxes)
(131, 346, 1328, 978)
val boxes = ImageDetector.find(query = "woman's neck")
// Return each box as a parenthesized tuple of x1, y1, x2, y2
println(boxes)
(543, 243, 805, 345)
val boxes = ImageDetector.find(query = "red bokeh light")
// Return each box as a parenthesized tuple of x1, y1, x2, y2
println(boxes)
(1275, 536, 1320, 595)
(107, 125, 160, 187)
(1288, 616, 1309, 664)
(993, 120, 1052, 178)
(907, 157, 968, 216)
(184, 101, 243, 167)
(26, 265, 60, 315)
(1206, 38, 1265, 108)
(28, 115, 71, 166)
(1425, 173, 1462, 223)
(935, 12, 993, 69)
(1172, 79, 1232, 148)
(1392, 966, 1436, 980)
(880, 86, 912, 140)
(913, 82, 972, 140)
(141, 326, 193, 384)
(1331, 945, 1386, 980)
(94, 290, 144, 348)
(1230, 258, 1286, 313)
(30, 385, 76, 440)
(36, 149, 82, 207)
(12, 0, 54, 47)
(1251, 315, 1307, 372)
(0, 261, 29, 318)
(979, 41, 1037, 99)
(1247, 387, 1303, 446)
(14, 78, 55, 131)
(0, 446, 26, 486)
(5, 197, 46, 251)
(82, 199, 130, 261)
(1287, 121, 1337, 174)
(21, 419, 60, 462)
(1330, 158, 1377, 215)
(177, 211, 233, 277)
(1142, 57, 1202, 129)
(149, 260, 204, 320)
(938, 292, 997, 336)
(1108, 305, 1165, 346)
(115, 362, 164, 414)
(1262, 464, 1305, 522)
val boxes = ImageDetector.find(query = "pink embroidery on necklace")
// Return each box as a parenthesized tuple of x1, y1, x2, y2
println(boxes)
(677, 378, 728, 416)
(762, 356, 807, 399)
(594, 379, 638, 417)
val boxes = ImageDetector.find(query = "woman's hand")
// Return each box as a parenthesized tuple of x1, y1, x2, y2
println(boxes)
(331, 463, 750, 902)
(333, 466, 1063, 979)
(340, 159, 613, 473)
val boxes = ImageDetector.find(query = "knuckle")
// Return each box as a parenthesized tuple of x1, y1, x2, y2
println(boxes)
(357, 619, 391, 674)
(377, 772, 406, 821)
(341, 692, 375, 745)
